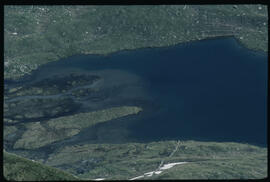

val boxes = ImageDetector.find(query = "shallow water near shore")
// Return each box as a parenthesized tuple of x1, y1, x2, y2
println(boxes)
(5, 37, 268, 147)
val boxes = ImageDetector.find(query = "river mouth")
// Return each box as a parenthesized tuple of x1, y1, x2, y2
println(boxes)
(4, 37, 267, 149)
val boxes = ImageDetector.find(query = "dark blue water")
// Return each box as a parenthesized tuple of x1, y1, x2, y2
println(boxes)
(8, 37, 268, 146)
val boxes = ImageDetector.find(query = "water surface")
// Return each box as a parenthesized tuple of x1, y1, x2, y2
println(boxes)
(6, 37, 268, 147)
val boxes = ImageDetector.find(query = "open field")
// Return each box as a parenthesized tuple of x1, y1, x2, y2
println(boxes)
(5, 140, 267, 180)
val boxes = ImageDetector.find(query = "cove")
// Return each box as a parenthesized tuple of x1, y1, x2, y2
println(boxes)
(6, 37, 268, 147)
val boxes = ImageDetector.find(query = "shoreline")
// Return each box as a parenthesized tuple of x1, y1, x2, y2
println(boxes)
(4, 35, 267, 82)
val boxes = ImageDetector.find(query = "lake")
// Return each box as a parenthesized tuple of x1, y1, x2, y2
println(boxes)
(5, 37, 268, 147)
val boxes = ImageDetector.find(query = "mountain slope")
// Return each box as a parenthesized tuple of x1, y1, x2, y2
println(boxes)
(3, 151, 79, 181)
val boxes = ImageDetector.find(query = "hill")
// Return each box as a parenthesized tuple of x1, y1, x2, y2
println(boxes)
(3, 151, 79, 181)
